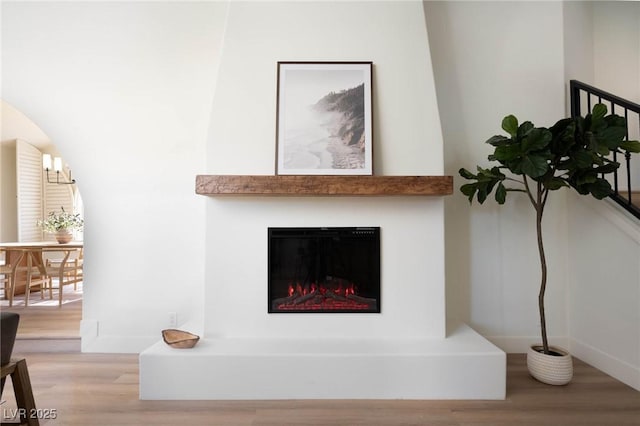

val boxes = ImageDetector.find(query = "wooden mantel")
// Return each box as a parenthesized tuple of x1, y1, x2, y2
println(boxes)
(195, 175, 453, 196)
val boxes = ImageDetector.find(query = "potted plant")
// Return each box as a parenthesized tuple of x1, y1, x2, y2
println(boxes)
(459, 104, 640, 385)
(37, 207, 84, 244)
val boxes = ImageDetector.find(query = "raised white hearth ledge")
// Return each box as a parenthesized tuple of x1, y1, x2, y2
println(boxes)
(139, 322, 506, 400)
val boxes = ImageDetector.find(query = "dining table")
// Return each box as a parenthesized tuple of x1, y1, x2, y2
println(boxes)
(0, 241, 83, 298)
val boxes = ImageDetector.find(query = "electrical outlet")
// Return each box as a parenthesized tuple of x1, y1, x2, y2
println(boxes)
(168, 312, 177, 328)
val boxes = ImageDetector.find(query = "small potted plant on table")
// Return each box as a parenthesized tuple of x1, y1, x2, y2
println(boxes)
(38, 207, 84, 244)
(459, 104, 640, 385)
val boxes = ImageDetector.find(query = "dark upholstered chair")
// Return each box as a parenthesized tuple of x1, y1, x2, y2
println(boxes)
(1, 311, 19, 395)
(1, 312, 39, 425)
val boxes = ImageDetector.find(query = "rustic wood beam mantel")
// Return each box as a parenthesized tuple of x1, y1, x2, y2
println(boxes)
(195, 175, 453, 196)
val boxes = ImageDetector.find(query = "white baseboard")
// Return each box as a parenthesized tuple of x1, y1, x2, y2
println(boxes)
(484, 335, 569, 354)
(14, 337, 80, 353)
(79, 318, 166, 353)
(81, 335, 157, 353)
(485, 335, 640, 391)
(569, 338, 640, 391)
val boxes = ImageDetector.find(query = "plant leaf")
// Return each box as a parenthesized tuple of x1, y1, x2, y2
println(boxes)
(460, 183, 477, 202)
(517, 121, 534, 139)
(594, 163, 619, 174)
(544, 177, 568, 190)
(597, 126, 627, 148)
(477, 186, 488, 204)
(495, 182, 507, 204)
(459, 168, 476, 180)
(588, 178, 613, 199)
(521, 154, 549, 178)
(576, 173, 598, 185)
(572, 149, 593, 168)
(620, 140, 640, 153)
(502, 115, 518, 138)
(521, 128, 552, 153)
(486, 135, 511, 147)
(492, 144, 521, 162)
(591, 103, 607, 123)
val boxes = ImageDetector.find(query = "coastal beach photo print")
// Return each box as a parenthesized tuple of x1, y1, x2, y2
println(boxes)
(276, 62, 373, 175)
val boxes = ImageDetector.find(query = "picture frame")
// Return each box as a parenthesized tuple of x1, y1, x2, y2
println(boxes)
(276, 62, 373, 175)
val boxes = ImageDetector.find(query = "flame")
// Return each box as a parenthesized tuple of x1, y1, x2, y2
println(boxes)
(277, 280, 375, 312)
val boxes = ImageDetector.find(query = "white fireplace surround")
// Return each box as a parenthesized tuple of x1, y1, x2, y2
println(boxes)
(140, 197, 505, 399)
(206, 197, 446, 340)
(139, 1, 505, 400)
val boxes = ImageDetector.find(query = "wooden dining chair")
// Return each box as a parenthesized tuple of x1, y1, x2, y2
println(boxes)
(21, 251, 49, 307)
(45, 248, 83, 295)
(41, 248, 83, 306)
(0, 248, 20, 306)
(2, 249, 46, 307)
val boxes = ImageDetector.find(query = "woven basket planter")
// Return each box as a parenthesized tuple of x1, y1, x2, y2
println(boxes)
(527, 345, 573, 385)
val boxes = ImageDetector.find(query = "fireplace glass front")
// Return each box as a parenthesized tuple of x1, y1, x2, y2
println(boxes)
(268, 227, 381, 313)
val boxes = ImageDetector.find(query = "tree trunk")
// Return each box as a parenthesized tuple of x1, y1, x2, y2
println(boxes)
(536, 189, 549, 355)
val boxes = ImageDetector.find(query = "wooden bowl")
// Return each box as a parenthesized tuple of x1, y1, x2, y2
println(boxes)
(162, 329, 200, 349)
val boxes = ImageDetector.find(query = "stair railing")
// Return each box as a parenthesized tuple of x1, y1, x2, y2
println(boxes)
(570, 80, 640, 219)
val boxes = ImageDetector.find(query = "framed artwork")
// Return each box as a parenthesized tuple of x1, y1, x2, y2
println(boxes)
(276, 62, 373, 175)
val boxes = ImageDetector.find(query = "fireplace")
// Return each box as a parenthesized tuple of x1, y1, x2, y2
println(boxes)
(268, 227, 381, 313)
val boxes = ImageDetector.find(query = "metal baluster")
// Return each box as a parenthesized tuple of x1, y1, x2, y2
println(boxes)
(570, 81, 580, 118)
(626, 150, 632, 206)
(634, 113, 640, 207)
(612, 102, 620, 195)
(623, 108, 629, 203)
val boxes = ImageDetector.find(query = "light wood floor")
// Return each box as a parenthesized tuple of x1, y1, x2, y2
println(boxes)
(2, 301, 640, 425)
(0, 353, 638, 425)
(1, 297, 82, 339)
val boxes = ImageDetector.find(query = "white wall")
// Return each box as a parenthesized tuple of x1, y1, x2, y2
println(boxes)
(208, 1, 443, 175)
(205, 1, 447, 339)
(2, 2, 227, 351)
(593, 2, 640, 103)
(425, 1, 568, 351)
(563, 1, 640, 390)
(563, 1, 594, 112)
(593, 2, 640, 191)
(567, 194, 640, 390)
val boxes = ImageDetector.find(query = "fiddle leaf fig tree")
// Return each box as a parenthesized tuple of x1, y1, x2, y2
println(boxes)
(459, 104, 640, 355)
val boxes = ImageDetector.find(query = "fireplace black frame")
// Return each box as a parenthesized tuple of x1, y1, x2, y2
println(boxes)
(268, 227, 381, 314)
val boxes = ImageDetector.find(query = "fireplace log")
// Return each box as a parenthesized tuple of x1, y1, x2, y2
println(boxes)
(271, 295, 297, 310)
(347, 294, 377, 304)
(347, 294, 377, 309)
(272, 291, 319, 310)
(292, 292, 317, 305)
(324, 291, 348, 302)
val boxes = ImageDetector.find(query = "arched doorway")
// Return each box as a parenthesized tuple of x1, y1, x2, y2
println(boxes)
(1, 100, 83, 345)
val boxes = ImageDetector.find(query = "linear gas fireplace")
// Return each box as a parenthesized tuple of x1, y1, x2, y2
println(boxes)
(268, 227, 381, 313)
